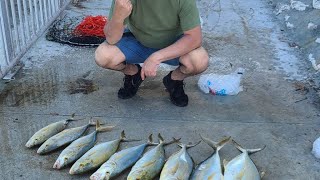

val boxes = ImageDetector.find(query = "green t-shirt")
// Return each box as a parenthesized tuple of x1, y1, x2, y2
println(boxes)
(109, 0, 201, 49)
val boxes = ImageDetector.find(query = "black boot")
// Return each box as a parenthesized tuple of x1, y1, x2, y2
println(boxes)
(118, 64, 143, 99)
(163, 71, 188, 107)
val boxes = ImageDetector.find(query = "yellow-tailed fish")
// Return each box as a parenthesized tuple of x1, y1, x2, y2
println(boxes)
(160, 141, 201, 180)
(53, 120, 114, 169)
(191, 136, 231, 180)
(90, 134, 157, 180)
(127, 134, 180, 180)
(25, 114, 78, 148)
(70, 130, 139, 175)
(37, 120, 97, 154)
(224, 140, 265, 180)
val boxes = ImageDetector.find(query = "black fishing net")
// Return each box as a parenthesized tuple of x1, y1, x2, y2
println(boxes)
(46, 16, 105, 47)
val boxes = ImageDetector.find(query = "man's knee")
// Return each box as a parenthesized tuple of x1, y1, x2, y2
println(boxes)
(95, 42, 124, 69)
(180, 47, 209, 75)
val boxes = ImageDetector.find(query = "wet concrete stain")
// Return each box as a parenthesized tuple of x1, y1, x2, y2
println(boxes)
(67, 70, 98, 94)
(0, 122, 13, 155)
(0, 68, 59, 107)
(68, 78, 98, 95)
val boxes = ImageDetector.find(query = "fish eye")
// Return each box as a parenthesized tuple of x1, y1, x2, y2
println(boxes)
(64, 157, 68, 162)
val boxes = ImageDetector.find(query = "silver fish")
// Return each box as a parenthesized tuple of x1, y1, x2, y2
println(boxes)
(53, 120, 114, 169)
(191, 136, 231, 180)
(70, 130, 138, 175)
(224, 140, 265, 180)
(90, 134, 157, 180)
(37, 120, 97, 154)
(127, 134, 179, 180)
(160, 141, 200, 180)
(25, 114, 77, 148)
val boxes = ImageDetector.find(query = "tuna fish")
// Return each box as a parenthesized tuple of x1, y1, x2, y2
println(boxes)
(53, 120, 114, 169)
(25, 114, 78, 148)
(90, 134, 158, 180)
(223, 140, 265, 180)
(191, 136, 231, 180)
(127, 134, 180, 180)
(37, 120, 97, 154)
(70, 130, 138, 175)
(159, 141, 201, 180)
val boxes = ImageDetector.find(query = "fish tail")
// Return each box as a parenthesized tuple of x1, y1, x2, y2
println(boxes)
(121, 130, 126, 139)
(200, 135, 231, 151)
(96, 120, 116, 132)
(120, 130, 141, 142)
(65, 113, 84, 124)
(158, 133, 164, 144)
(147, 134, 159, 146)
(232, 139, 266, 154)
(88, 118, 97, 126)
(163, 136, 181, 146)
(178, 140, 201, 149)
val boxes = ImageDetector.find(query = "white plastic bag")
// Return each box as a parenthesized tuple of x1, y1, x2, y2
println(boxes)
(314, 0, 320, 9)
(198, 68, 245, 96)
(312, 137, 320, 159)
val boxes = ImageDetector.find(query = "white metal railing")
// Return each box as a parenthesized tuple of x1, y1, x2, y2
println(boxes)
(0, 0, 71, 78)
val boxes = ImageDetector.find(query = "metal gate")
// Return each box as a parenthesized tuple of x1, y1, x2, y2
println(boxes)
(0, 0, 71, 78)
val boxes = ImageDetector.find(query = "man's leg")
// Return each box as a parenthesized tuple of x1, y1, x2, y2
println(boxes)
(95, 42, 143, 99)
(163, 47, 209, 107)
(95, 42, 138, 75)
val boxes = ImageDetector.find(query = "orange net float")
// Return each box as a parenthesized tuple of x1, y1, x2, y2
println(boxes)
(73, 15, 108, 38)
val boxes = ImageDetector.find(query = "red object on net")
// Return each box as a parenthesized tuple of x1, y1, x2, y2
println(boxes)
(74, 15, 108, 37)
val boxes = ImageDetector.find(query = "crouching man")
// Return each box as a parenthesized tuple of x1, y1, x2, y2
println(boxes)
(95, 0, 209, 107)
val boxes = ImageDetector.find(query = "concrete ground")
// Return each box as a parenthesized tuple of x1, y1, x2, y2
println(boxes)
(1, 0, 320, 179)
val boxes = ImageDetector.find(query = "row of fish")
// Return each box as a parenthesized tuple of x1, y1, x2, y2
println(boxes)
(26, 118, 265, 180)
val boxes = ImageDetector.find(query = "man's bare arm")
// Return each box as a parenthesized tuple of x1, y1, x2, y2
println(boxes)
(140, 26, 202, 79)
(104, 0, 132, 45)
(152, 26, 202, 63)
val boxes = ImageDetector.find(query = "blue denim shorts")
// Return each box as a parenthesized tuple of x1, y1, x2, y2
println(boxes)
(115, 31, 180, 66)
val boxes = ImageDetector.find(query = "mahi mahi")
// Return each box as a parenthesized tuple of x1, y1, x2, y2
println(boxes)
(191, 136, 231, 180)
(70, 130, 138, 174)
(90, 134, 157, 180)
(26, 114, 77, 148)
(127, 134, 180, 180)
(53, 120, 114, 169)
(160, 141, 200, 180)
(224, 140, 265, 180)
(37, 120, 97, 154)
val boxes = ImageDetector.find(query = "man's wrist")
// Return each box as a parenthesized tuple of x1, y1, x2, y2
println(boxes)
(152, 51, 166, 63)
(111, 14, 126, 24)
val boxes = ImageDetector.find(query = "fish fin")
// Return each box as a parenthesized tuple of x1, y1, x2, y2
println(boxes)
(200, 135, 231, 151)
(65, 113, 85, 124)
(148, 134, 153, 143)
(88, 118, 105, 126)
(147, 134, 159, 146)
(88, 118, 96, 126)
(178, 141, 201, 149)
(164, 137, 181, 146)
(96, 120, 101, 130)
(261, 171, 266, 179)
(96, 120, 116, 132)
(158, 133, 164, 144)
(120, 130, 140, 142)
(232, 139, 266, 154)
(223, 159, 229, 169)
(177, 143, 185, 148)
(121, 130, 126, 139)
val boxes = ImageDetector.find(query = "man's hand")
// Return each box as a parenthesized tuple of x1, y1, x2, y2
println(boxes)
(113, 0, 132, 21)
(141, 53, 162, 80)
